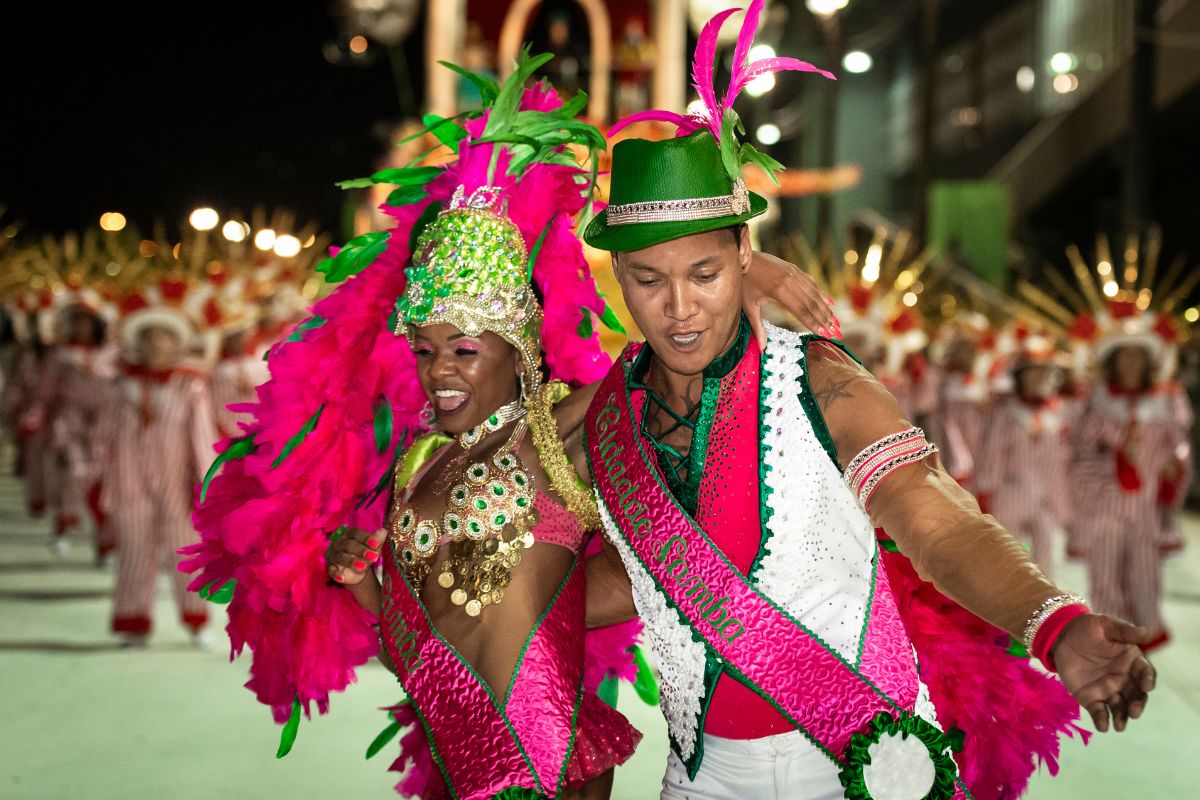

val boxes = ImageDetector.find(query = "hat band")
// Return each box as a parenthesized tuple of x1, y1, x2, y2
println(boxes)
(607, 178, 750, 226)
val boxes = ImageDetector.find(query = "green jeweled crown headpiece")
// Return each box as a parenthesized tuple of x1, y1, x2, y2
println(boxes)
(398, 185, 543, 385)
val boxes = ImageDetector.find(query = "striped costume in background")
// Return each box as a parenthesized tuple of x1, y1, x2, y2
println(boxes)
(1069, 382, 1192, 637)
(96, 366, 218, 636)
(976, 396, 1077, 578)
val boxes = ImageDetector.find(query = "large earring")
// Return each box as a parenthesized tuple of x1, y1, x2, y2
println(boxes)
(518, 373, 528, 404)
(419, 401, 438, 429)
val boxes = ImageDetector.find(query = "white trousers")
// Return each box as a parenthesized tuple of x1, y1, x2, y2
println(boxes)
(660, 730, 844, 800)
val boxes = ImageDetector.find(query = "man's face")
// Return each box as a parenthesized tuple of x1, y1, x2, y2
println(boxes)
(613, 227, 750, 378)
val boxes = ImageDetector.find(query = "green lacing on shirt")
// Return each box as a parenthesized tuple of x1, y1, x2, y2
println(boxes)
(627, 317, 750, 515)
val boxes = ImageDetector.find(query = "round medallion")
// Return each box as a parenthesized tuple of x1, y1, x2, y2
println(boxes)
(465, 599, 482, 617)
(511, 470, 529, 490)
(494, 453, 517, 471)
(489, 512, 508, 531)
(465, 517, 486, 540)
(413, 521, 437, 555)
(467, 463, 490, 485)
(450, 589, 468, 606)
(450, 485, 469, 507)
(839, 711, 957, 800)
(437, 571, 454, 588)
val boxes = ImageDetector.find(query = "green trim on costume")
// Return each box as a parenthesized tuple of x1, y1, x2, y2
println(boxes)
(854, 551, 880, 669)
(793, 334, 862, 469)
(838, 710, 959, 800)
(748, 342, 776, 581)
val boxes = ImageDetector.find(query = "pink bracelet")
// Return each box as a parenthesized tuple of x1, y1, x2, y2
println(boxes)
(1032, 603, 1091, 672)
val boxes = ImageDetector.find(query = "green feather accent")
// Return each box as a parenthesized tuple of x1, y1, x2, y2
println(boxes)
(372, 395, 394, 454)
(335, 177, 375, 189)
(739, 142, 785, 185)
(365, 699, 410, 760)
(1005, 636, 1030, 659)
(631, 645, 660, 706)
(526, 214, 558, 281)
(598, 302, 626, 335)
(386, 186, 427, 208)
(576, 308, 594, 339)
(285, 316, 327, 343)
(200, 434, 257, 504)
(276, 697, 301, 759)
(719, 109, 744, 183)
(371, 166, 444, 186)
(199, 578, 235, 604)
(271, 406, 324, 468)
(437, 60, 500, 106)
(421, 113, 468, 148)
(315, 232, 390, 284)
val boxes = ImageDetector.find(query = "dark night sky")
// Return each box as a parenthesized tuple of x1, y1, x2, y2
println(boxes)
(2, 1, 416, 240)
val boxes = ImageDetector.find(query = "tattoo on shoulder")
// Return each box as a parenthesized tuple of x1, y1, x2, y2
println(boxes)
(814, 376, 854, 410)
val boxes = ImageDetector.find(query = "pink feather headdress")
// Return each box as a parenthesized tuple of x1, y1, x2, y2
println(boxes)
(612, 0, 835, 183)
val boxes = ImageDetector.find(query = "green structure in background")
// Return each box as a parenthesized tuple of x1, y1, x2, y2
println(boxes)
(927, 181, 1009, 287)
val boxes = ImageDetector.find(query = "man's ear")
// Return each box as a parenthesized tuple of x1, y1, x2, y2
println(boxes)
(736, 224, 752, 273)
(610, 252, 622, 281)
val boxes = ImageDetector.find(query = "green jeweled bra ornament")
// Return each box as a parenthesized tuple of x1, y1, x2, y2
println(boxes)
(838, 710, 961, 800)
(388, 412, 536, 619)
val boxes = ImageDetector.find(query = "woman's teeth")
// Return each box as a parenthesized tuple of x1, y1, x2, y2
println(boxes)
(434, 389, 468, 413)
(671, 332, 700, 346)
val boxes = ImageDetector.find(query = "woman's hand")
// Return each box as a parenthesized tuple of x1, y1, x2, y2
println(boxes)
(742, 251, 835, 347)
(326, 526, 383, 587)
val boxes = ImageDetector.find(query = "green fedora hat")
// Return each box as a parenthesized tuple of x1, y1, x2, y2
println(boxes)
(584, 131, 767, 253)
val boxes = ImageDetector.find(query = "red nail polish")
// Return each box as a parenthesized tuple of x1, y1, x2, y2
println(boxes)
(353, 560, 367, 571)
(334, 574, 345, 584)
(367, 538, 380, 549)
(364, 550, 379, 563)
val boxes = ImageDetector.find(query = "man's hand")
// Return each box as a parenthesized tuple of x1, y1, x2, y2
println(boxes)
(743, 251, 834, 346)
(1052, 613, 1156, 732)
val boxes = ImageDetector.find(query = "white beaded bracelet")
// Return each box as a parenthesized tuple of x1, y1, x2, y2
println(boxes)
(1022, 593, 1088, 653)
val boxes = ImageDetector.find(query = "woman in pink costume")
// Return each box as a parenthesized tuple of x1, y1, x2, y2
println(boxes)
(183, 55, 828, 799)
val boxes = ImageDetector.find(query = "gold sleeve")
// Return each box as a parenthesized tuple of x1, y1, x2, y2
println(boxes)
(527, 381, 602, 531)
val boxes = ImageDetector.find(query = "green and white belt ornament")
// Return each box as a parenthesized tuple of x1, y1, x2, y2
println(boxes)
(839, 710, 961, 800)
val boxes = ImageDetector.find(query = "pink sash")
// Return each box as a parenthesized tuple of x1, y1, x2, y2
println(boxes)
(380, 547, 585, 799)
(586, 352, 904, 761)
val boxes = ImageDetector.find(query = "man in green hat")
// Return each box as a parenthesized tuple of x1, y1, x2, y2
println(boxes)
(575, 8, 1157, 797)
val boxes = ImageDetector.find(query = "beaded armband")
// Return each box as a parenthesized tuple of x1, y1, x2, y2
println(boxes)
(844, 426, 938, 509)
(1022, 593, 1088, 654)
(526, 381, 601, 531)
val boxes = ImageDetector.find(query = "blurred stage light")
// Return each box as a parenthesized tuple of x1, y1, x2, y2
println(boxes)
(955, 106, 981, 126)
(843, 50, 872, 74)
(349, 35, 368, 55)
(138, 240, 158, 258)
(1102, 281, 1119, 298)
(303, 234, 316, 248)
(745, 73, 776, 97)
(1185, 307, 1199, 324)
(99, 212, 127, 232)
(189, 207, 219, 231)
(749, 44, 776, 62)
(756, 123, 781, 145)
(254, 228, 277, 251)
(105, 261, 121, 276)
(1052, 73, 1079, 94)
(273, 234, 302, 258)
(806, 0, 849, 17)
(222, 220, 248, 242)
(1016, 66, 1036, 93)
(862, 243, 882, 284)
(902, 291, 919, 307)
(1049, 52, 1076, 74)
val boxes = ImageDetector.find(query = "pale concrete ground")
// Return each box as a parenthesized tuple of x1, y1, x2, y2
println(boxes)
(1, 463, 1197, 799)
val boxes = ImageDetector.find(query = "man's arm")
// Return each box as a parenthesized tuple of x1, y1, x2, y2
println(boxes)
(807, 341, 1155, 733)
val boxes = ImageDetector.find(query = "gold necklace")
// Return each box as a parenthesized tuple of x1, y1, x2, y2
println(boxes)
(388, 416, 536, 618)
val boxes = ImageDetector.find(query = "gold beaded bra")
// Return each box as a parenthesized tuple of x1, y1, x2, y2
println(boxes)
(388, 400, 535, 618)
(386, 384, 599, 619)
